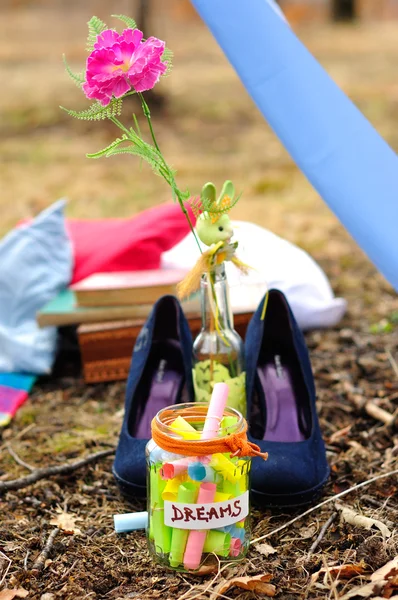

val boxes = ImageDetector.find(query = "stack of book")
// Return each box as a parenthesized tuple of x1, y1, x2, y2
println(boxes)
(36, 270, 253, 383)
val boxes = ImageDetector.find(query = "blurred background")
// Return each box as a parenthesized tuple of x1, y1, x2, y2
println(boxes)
(1, 0, 398, 302)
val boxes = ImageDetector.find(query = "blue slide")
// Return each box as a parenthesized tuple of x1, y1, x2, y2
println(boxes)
(189, 0, 398, 291)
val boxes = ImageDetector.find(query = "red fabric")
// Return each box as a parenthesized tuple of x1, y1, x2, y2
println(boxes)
(67, 203, 195, 284)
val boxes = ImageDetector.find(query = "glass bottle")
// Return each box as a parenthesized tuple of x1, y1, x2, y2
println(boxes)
(192, 263, 246, 416)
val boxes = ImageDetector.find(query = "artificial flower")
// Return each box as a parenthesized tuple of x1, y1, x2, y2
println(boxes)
(83, 28, 167, 106)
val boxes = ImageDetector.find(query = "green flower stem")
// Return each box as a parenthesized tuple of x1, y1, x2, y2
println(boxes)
(138, 92, 202, 254)
(109, 116, 131, 136)
(139, 93, 162, 155)
(110, 115, 177, 188)
(111, 97, 201, 253)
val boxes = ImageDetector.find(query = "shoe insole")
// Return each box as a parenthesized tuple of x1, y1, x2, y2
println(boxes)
(257, 354, 306, 443)
(133, 340, 184, 439)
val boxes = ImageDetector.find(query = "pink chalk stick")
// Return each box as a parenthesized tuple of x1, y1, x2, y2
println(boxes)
(230, 538, 242, 557)
(160, 457, 192, 480)
(201, 382, 229, 441)
(183, 482, 217, 570)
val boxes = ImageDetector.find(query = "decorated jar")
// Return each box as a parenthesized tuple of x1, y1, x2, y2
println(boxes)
(146, 399, 267, 573)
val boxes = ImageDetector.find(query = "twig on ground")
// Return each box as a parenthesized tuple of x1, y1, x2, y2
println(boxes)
(308, 512, 337, 557)
(322, 555, 339, 600)
(250, 467, 398, 545)
(362, 494, 398, 513)
(177, 558, 233, 600)
(0, 551, 12, 587)
(7, 444, 35, 471)
(386, 349, 398, 380)
(60, 558, 79, 581)
(350, 395, 397, 427)
(31, 528, 59, 572)
(0, 449, 115, 493)
(0, 423, 36, 452)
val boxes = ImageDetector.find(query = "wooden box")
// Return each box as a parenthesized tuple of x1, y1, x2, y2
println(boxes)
(78, 312, 253, 383)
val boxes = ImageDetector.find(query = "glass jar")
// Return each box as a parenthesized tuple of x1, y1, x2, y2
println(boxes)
(192, 263, 246, 416)
(146, 403, 251, 573)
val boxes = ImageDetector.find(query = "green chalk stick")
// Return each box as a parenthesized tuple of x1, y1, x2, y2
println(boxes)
(152, 506, 172, 555)
(151, 464, 167, 507)
(149, 517, 154, 541)
(220, 479, 240, 498)
(220, 415, 238, 436)
(203, 530, 232, 557)
(151, 464, 172, 554)
(169, 482, 198, 568)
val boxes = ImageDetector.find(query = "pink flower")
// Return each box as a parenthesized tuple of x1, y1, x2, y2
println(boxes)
(83, 28, 167, 106)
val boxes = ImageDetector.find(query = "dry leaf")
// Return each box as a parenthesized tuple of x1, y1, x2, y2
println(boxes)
(2, 542, 20, 552)
(340, 581, 384, 600)
(331, 564, 368, 579)
(49, 509, 82, 535)
(0, 589, 29, 600)
(299, 524, 317, 539)
(339, 556, 398, 600)
(333, 481, 351, 494)
(338, 505, 391, 538)
(370, 555, 398, 582)
(312, 562, 368, 584)
(210, 574, 275, 599)
(254, 543, 278, 557)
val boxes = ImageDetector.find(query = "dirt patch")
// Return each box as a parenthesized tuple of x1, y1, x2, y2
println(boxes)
(1, 242, 397, 599)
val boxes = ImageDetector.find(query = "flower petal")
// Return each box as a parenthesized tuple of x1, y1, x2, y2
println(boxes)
(84, 28, 166, 103)
(94, 29, 122, 49)
(112, 76, 131, 98)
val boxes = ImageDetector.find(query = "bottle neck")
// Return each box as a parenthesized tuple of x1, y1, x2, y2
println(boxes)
(200, 264, 234, 331)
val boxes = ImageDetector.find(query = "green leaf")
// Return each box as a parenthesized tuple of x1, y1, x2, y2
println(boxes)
(390, 311, 398, 325)
(369, 319, 394, 334)
(90, 132, 171, 182)
(62, 54, 85, 88)
(112, 14, 137, 30)
(86, 135, 129, 159)
(103, 146, 168, 178)
(86, 16, 108, 52)
(60, 97, 123, 121)
(179, 190, 191, 202)
(162, 47, 174, 77)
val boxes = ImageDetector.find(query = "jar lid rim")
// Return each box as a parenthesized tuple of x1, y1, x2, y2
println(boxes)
(154, 402, 245, 441)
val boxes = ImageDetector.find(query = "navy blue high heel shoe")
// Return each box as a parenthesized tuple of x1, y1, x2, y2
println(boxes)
(113, 295, 194, 498)
(245, 289, 330, 507)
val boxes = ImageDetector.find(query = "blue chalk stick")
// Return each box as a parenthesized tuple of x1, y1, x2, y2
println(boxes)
(114, 511, 148, 533)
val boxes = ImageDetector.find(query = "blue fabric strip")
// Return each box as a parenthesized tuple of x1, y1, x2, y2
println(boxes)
(0, 373, 36, 391)
(189, 0, 398, 291)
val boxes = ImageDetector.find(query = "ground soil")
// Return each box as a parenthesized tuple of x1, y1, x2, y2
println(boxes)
(0, 3, 397, 599)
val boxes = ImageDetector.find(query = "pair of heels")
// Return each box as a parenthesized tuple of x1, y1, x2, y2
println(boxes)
(113, 290, 330, 507)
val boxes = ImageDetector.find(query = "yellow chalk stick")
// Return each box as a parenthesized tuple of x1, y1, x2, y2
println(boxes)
(210, 453, 240, 483)
(170, 416, 201, 440)
(162, 475, 186, 501)
(214, 491, 232, 502)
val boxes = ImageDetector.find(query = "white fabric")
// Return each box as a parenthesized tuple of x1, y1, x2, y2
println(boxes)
(0, 200, 73, 373)
(161, 220, 346, 331)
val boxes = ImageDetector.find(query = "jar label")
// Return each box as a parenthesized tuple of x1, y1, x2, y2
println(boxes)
(164, 491, 249, 530)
